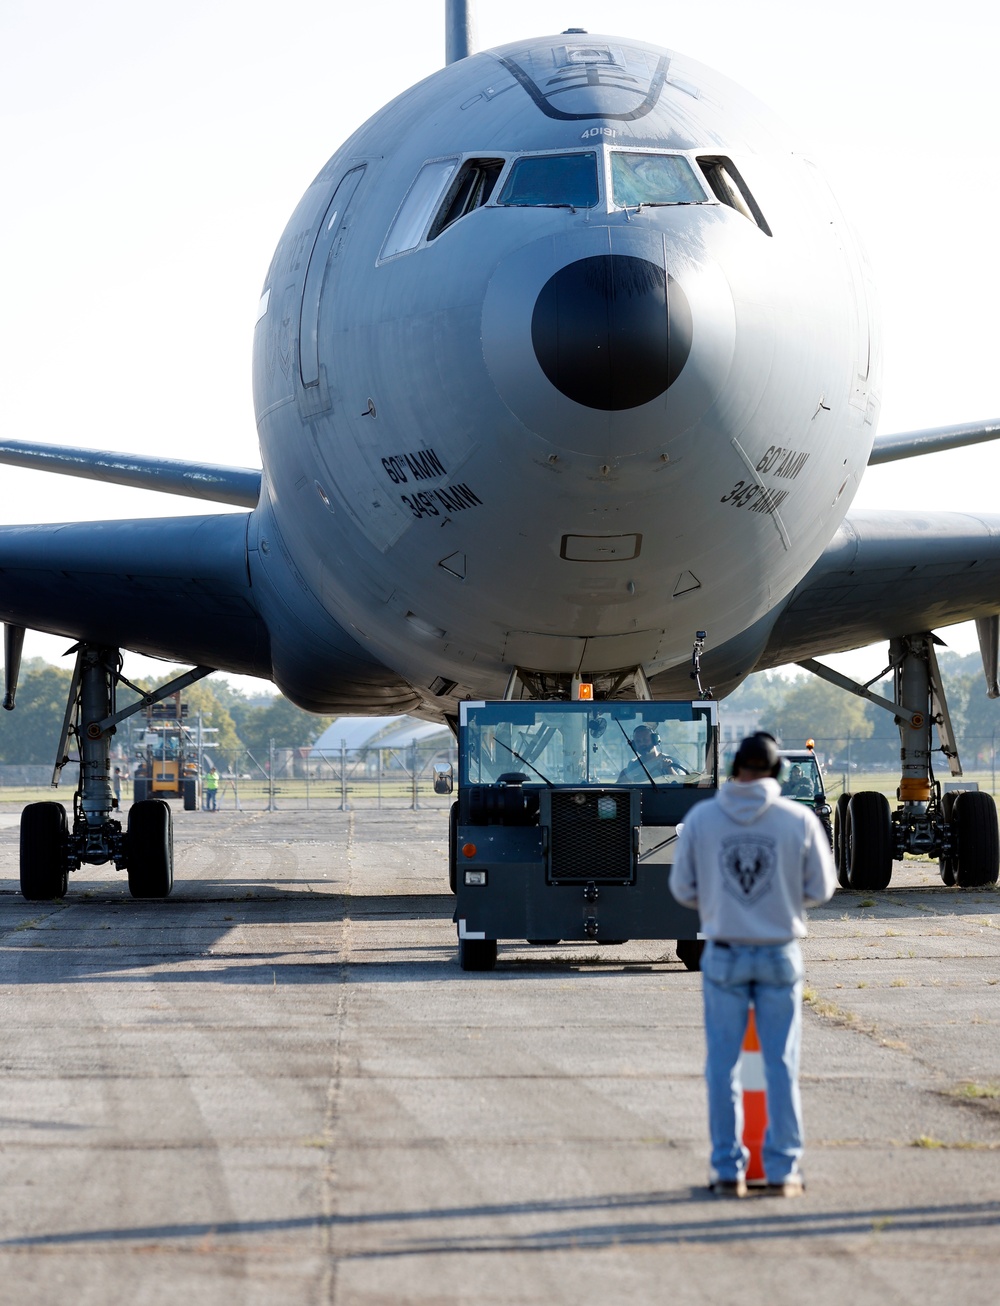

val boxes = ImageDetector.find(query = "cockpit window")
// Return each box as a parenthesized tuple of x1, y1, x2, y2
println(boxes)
(381, 159, 458, 258)
(697, 156, 772, 236)
(610, 152, 706, 207)
(428, 158, 505, 239)
(497, 152, 599, 209)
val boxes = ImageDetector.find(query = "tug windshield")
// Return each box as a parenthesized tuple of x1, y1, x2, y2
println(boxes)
(459, 700, 716, 788)
(780, 755, 824, 801)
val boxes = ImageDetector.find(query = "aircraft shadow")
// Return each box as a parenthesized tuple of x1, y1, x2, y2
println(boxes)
(0, 889, 695, 984)
(2, 1193, 998, 1253)
(0, 884, 995, 987)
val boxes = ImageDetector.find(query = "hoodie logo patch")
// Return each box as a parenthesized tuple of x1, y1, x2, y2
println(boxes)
(720, 836, 775, 902)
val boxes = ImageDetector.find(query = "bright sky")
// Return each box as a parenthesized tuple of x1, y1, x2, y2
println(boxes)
(1, 0, 997, 689)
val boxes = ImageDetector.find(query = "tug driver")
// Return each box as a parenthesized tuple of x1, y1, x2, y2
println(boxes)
(617, 724, 689, 783)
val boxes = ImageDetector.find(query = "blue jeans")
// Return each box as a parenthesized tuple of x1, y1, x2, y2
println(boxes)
(700, 939, 804, 1183)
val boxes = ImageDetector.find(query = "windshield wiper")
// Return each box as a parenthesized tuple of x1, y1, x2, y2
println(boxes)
(495, 737, 555, 787)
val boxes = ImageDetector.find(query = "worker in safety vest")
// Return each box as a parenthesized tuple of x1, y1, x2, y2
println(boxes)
(203, 767, 219, 811)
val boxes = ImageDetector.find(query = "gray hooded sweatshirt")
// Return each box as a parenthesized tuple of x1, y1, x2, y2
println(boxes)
(669, 777, 837, 943)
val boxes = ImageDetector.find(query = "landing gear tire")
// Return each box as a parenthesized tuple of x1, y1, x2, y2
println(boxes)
(676, 939, 704, 972)
(846, 791, 893, 890)
(448, 801, 458, 894)
(126, 800, 174, 899)
(20, 802, 69, 901)
(939, 791, 958, 886)
(183, 778, 198, 812)
(133, 777, 149, 803)
(458, 936, 497, 971)
(834, 793, 852, 888)
(953, 792, 1000, 888)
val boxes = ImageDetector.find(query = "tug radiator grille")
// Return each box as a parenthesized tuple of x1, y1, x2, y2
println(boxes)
(548, 791, 633, 883)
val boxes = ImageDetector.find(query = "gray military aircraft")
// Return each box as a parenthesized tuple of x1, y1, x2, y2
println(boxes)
(2, 1, 999, 898)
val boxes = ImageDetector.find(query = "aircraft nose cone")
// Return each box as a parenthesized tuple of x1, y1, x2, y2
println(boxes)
(481, 233, 735, 455)
(531, 254, 692, 411)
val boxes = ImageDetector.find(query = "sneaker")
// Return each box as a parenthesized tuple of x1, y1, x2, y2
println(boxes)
(766, 1175, 804, 1197)
(710, 1178, 748, 1198)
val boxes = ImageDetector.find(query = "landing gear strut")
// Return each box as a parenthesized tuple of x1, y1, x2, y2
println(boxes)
(7, 638, 212, 900)
(805, 632, 999, 890)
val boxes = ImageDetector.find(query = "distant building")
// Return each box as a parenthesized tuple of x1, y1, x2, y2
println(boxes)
(302, 715, 455, 779)
(310, 715, 452, 756)
(717, 709, 762, 746)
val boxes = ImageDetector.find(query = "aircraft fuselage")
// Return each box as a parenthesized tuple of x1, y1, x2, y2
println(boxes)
(250, 33, 879, 712)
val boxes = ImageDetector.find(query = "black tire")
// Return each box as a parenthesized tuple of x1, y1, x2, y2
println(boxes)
(126, 800, 174, 899)
(183, 778, 198, 812)
(954, 791, 1000, 888)
(133, 777, 149, 803)
(459, 937, 497, 971)
(448, 801, 458, 894)
(676, 939, 705, 972)
(834, 793, 852, 888)
(939, 791, 958, 886)
(846, 791, 893, 890)
(20, 802, 69, 901)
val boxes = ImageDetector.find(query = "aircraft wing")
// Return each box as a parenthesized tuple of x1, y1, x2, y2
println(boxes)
(757, 509, 1000, 669)
(0, 514, 270, 677)
(868, 418, 1000, 466)
(0, 440, 260, 507)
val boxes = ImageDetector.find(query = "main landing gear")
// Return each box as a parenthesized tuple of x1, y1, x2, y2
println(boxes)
(804, 631, 1000, 891)
(3, 631, 211, 901)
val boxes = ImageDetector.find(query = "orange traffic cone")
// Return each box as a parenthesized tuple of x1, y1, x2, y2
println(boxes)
(742, 1006, 768, 1185)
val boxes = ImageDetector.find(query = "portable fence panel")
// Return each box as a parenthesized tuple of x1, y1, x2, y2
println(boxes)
(187, 743, 460, 810)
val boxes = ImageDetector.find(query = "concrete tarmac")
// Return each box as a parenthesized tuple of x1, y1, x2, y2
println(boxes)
(0, 805, 998, 1305)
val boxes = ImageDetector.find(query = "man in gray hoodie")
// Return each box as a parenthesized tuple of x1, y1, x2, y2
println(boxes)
(670, 732, 837, 1198)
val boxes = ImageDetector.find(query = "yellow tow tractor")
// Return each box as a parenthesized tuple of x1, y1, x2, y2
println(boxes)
(132, 692, 201, 811)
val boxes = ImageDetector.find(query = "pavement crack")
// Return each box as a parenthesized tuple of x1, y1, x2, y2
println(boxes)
(321, 972, 349, 1301)
(802, 987, 910, 1052)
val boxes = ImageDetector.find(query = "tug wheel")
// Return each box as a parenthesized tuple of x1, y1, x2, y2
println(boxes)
(676, 939, 705, 972)
(458, 936, 497, 971)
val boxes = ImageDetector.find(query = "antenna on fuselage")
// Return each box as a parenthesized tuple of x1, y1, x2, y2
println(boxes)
(445, 0, 476, 63)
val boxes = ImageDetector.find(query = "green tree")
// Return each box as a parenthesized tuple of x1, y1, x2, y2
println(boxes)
(207, 678, 275, 751)
(764, 676, 872, 759)
(0, 658, 74, 764)
(937, 657, 1000, 768)
(721, 669, 800, 720)
(237, 695, 332, 764)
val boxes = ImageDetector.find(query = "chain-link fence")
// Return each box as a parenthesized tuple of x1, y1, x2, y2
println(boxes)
(168, 740, 453, 811)
(8, 731, 1000, 810)
(720, 734, 1000, 801)
(206, 739, 459, 811)
(0, 736, 459, 811)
